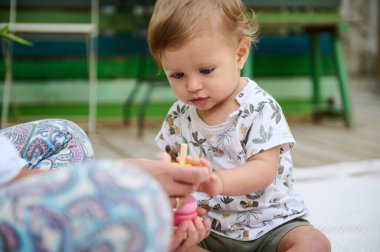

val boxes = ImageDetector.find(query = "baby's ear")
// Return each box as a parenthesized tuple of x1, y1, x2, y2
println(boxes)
(236, 37, 251, 70)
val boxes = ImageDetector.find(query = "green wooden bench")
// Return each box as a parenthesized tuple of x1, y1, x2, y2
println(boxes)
(0, 0, 99, 136)
(242, 0, 353, 127)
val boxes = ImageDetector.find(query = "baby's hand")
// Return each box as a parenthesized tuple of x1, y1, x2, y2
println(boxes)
(197, 171, 223, 196)
(184, 157, 223, 196)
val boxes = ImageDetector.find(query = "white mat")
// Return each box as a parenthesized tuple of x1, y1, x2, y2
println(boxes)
(294, 159, 380, 252)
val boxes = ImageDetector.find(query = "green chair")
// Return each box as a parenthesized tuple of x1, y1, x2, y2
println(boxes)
(122, 0, 168, 137)
(0, 0, 99, 136)
(243, 0, 353, 127)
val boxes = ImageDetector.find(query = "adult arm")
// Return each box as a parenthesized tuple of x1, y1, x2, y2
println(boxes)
(122, 154, 210, 208)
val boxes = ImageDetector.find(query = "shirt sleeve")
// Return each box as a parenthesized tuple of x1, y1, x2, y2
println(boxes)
(0, 136, 27, 185)
(244, 99, 295, 158)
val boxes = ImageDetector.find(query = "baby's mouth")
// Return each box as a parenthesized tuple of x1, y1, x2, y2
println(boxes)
(190, 97, 209, 107)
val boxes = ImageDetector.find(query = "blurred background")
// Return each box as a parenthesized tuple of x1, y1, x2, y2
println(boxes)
(0, 0, 378, 167)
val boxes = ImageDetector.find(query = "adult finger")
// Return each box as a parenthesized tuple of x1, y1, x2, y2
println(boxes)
(199, 158, 212, 172)
(202, 217, 211, 237)
(170, 222, 191, 252)
(172, 221, 197, 252)
(193, 217, 207, 240)
(172, 165, 210, 184)
(163, 178, 199, 198)
(184, 156, 196, 164)
(177, 222, 199, 251)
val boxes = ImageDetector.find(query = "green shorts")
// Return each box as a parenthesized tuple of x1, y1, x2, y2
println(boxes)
(199, 217, 312, 252)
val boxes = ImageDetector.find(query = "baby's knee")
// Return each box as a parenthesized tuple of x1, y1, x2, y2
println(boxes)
(278, 226, 331, 252)
(307, 229, 331, 252)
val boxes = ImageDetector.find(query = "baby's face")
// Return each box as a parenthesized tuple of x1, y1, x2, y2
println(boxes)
(161, 30, 249, 123)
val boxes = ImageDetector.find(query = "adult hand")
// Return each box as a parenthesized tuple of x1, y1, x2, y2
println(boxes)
(122, 155, 210, 209)
(170, 211, 211, 252)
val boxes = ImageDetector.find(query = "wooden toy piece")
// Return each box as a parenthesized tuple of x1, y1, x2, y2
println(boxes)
(173, 143, 198, 226)
(179, 143, 188, 165)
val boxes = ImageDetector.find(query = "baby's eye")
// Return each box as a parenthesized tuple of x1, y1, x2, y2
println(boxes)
(170, 72, 184, 79)
(199, 68, 215, 75)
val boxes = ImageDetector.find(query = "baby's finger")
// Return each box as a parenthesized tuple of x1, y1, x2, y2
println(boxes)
(158, 152, 172, 162)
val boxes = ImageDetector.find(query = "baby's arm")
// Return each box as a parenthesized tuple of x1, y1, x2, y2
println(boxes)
(195, 146, 281, 196)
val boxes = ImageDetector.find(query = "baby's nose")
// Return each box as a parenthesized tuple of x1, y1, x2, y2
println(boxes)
(186, 78, 202, 91)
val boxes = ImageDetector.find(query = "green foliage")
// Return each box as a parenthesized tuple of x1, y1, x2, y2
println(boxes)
(0, 25, 33, 46)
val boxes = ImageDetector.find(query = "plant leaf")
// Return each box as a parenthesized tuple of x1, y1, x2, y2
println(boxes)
(0, 25, 33, 46)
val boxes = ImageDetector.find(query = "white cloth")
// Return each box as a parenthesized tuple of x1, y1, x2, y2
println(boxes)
(0, 136, 27, 185)
(294, 160, 380, 252)
(156, 79, 307, 241)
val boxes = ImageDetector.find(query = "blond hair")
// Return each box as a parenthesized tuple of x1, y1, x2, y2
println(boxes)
(147, 0, 259, 64)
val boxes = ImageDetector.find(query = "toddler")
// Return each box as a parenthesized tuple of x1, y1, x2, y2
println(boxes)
(149, 0, 331, 251)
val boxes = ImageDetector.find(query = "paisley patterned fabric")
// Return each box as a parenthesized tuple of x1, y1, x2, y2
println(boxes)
(0, 119, 94, 170)
(0, 160, 172, 252)
(0, 119, 172, 251)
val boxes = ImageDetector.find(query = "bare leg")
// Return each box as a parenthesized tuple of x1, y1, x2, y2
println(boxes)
(277, 226, 331, 252)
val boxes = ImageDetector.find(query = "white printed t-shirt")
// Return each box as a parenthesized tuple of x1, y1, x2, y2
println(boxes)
(156, 78, 307, 241)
